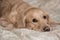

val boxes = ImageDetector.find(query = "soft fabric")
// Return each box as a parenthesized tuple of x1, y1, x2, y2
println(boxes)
(0, 27, 60, 40)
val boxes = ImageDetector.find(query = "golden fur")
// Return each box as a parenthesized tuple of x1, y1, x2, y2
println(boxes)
(0, 0, 60, 31)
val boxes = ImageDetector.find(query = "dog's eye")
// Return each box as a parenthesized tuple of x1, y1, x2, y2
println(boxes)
(43, 16, 46, 19)
(32, 18, 38, 22)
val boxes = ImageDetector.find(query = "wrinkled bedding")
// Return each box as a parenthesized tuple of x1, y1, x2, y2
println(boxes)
(0, 0, 60, 40)
(0, 27, 60, 40)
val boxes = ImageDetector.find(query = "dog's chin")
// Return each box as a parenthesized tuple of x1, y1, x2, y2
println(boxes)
(25, 26, 41, 32)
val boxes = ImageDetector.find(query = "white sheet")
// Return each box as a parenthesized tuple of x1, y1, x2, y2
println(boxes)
(0, 26, 60, 40)
(12, 29, 60, 40)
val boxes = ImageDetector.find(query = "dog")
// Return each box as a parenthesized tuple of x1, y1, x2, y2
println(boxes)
(0, 0, 60, 31)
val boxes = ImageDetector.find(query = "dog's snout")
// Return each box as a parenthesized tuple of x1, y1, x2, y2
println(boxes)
(43, 26, 50, 32)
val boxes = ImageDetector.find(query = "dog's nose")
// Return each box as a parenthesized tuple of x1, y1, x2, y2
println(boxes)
(43, 26, 50, 32)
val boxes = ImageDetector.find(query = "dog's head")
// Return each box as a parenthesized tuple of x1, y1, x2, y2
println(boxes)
(23, 8, 51, 32)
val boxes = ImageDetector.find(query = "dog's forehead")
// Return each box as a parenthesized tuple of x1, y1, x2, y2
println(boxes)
(26, 9, 47, 18)
(32, 10, 44, 17)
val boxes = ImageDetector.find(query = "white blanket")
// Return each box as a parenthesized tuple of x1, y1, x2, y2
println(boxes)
(0, 26, 60, 40)
(12, 29, 60, 40)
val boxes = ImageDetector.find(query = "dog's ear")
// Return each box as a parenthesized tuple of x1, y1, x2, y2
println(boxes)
(23, 8, 35, 27)
(23, 15, 28, 28)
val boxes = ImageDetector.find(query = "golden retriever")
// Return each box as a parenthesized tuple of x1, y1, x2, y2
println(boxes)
(0, 0, 60, 31)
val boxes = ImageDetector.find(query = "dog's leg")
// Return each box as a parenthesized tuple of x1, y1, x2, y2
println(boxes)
(0, 18, 14, 30)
